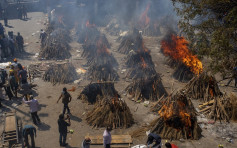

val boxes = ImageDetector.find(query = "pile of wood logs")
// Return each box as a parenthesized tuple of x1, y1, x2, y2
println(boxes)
(87, 63, 119, 81)
(151, 92, 202, 140)
(118, 28, 143, 54)
(39, 28, 71, 60)
(173, 63, 194, 82)
(86, 97, 134, 128)
(125, 75, 168, 101)
(77, 26, 100, 44)
(78, 82, 120, 104)
(43, 63, 78, 85)
(198, 93, 237, 122)
(183, 73, 222, 102)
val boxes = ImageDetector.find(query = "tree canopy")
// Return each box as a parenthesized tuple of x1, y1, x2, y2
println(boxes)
(172, 0, 237, 77)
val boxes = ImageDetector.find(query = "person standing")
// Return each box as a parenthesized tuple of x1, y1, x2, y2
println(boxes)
(22, 125, 36, 148)
(16, 32, 24, 52)
(58, 114, 71, 147)
(22, 5, 27, 19)
(2, 9, 8, 26)
(22, 96, 41, 125)
(57, 87, 72, 115)
(146, 133, 162, 148)
(9, 70, 18, 98)
(103, 126, 112, 148)
(0, 23, 5, 37)
(18, 64, 27, 84)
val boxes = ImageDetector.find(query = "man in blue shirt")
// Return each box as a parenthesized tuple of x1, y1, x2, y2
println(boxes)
(22, 125, 36, 148)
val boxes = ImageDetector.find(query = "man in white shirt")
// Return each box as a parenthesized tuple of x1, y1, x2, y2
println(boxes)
(103, 126, 112, 148)
(23, 96, 41, 125)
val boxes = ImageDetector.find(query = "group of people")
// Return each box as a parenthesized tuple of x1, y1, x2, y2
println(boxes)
(0, 58, 28, 107)
(17, 5, 28, 20)
(0, 23, 24, 60)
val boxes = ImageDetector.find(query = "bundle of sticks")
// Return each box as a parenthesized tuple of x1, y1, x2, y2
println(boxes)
(86, 97, 134, 128)
(151, 92, 201, 140)
(87, 63, 119, 81)
(39, 28, 71, 60)
(43, 63, 78, 85)
(117, 28, 143, 54)
(182, 73, 222, 102)
(125, 75, 168, 101)
(198, 93, 237, 122)
(78, 82, 120, 104)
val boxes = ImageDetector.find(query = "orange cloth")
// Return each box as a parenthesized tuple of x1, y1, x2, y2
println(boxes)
(171, 144, 178, 148)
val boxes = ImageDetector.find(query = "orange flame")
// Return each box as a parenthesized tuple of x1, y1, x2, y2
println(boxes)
(141, 57, 147, 68)
(158, 100, 192, 128)
(86, 20, 96, 28)
(139, 3, 150, 28)
(161, 34, 203, 75)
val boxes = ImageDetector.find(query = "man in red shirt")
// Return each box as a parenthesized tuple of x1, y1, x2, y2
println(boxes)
(165, 142, 178, 148)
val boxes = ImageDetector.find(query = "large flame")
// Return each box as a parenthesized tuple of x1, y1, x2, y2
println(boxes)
(158, 100, 192, 128)
(139, 3, 150, 28)
(161, 34, 203, 75)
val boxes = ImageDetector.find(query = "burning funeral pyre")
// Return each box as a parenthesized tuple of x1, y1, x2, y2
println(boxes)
(124, 33, 168, 101)
(182, 73, 222, 102)
(77, 21, 100, 44)
(43, 63, 78, 85)
(78, 82, 120, 104)
(86, 97, 134, 128)
(150, 92, 202, 140)
(39, 24, 71, 60)
(161, 32, 203, 82)
(117, 28, 143, 54)
(137, 3, 161, 36)
(105, 18, 128, 36)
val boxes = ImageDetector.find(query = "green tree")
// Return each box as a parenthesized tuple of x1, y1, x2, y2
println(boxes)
(172, 0, 237, 77)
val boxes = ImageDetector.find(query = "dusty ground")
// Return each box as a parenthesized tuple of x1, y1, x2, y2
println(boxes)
(0, 12, 237, 148)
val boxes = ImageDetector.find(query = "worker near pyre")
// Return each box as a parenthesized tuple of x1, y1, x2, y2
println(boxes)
(82, 137, 91, 148)
(226, 67, 237, 88)
(146, 133, 162, 148)
(22, 125, 36, 148)
(39, 29, 47, 45)
(103, 126, 112, 148)
(57, 87, 72, 115)
(58, 114, 71, 147)
(9, 70, 18, 98)
(1, 68, 13, 100)
(165, 142, 178, 148)
(22, 95, 41, 125)
(16, 32, 24, 52)
(18, 64, 27, 85)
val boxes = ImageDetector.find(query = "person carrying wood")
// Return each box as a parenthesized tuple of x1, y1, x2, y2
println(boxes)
(22, 125, 36, 148)
(103, 126, 112, 148)
(57, 87, 72, 115)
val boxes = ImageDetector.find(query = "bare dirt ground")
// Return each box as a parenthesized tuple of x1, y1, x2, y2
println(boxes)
(0, 12, 237, 148)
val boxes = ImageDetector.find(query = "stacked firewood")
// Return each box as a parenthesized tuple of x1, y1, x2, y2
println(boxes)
(86, 97, 134, 128)
(183, 73, 222, 102)
(151, 92, 202, 140)
(77, 25, 100, 44)
(198, 93, 237, 122)
(78, 82, 120, 104)
(39, 26, 71, 60)
(126, 75, 168, 101)
(43, 63, 78, 85)
(118, 28, 143, 54)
